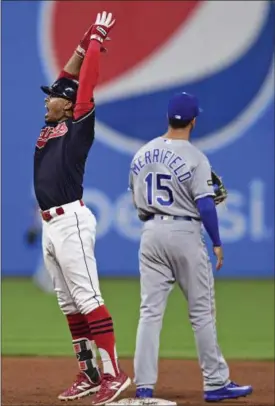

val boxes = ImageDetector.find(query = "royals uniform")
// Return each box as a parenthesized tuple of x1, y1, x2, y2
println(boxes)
(129, 136, 230, 392)
(130, 92, 252, 403)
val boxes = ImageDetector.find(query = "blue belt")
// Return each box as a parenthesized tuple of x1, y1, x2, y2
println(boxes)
(145, 214, 199, 222)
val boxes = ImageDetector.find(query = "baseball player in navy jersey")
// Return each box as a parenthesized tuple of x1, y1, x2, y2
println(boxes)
(129, 92, 252, 403)
(35, 12, 131, 405)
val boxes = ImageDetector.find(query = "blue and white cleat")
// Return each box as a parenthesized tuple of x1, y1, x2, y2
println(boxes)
(136, 387, 154, 398)
(204, 381, 253, 402)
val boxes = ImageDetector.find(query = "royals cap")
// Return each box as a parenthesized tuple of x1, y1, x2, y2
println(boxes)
(168, 92, 202, 121)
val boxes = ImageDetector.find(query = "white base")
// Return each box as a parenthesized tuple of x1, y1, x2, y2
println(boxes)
(109, 398, 177, 405)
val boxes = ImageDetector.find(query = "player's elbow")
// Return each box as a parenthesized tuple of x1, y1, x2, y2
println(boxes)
(196, 196, 215, 217)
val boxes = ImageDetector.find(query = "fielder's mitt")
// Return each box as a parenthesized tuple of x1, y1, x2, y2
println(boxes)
(211, 169, 228, 205)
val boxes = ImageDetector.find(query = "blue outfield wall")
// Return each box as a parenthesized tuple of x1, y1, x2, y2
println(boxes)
(2, 1, 274, 278)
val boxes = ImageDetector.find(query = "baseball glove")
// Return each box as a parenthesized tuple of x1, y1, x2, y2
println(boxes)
(211, 169, 228, 205)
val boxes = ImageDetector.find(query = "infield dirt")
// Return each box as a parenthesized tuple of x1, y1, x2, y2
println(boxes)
(2, 357, 274, 406)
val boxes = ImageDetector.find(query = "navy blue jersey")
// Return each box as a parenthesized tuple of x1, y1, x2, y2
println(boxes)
(34, 109, 95, 211)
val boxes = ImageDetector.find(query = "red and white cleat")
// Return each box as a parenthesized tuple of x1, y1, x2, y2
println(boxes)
(91, 371, 131, 405)
(58, 372, 101, 401)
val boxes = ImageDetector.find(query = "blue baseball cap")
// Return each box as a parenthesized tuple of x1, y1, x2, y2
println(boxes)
(168, 92, 202, 121)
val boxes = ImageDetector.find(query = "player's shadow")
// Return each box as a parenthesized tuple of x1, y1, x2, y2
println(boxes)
(158, 390, 255, 406)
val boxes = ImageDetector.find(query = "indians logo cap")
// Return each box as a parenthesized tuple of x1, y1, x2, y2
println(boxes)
(168, 92, 202, 121)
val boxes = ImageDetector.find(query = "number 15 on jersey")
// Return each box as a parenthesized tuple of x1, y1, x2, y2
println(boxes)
(145, 173, 174, 207)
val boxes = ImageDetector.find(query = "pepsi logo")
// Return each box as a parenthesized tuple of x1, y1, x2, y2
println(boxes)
(40, 1, 274, 155)
(40, 1, 200, 86)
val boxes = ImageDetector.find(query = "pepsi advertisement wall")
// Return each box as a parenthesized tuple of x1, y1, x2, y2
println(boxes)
(2, 1, 274, 278)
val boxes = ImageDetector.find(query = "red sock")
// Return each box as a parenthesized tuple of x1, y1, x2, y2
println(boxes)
(66, 313, 100, 383)
(85, 305, 119, 377)
(66, 313, 93, 340)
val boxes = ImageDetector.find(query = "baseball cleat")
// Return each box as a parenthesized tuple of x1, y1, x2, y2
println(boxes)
(204, 381, 253, 402)
(90, 371, 131, 405)
(136, 387, 153, 398)
(58, 372, 101, 401)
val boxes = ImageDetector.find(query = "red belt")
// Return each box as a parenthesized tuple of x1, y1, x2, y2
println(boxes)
(41, 200, 84, 222)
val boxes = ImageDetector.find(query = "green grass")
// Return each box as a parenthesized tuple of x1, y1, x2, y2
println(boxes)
(2, 278, 274, 359)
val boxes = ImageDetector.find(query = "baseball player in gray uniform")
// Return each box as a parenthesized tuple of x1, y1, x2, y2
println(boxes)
(129, 92, 252, 403)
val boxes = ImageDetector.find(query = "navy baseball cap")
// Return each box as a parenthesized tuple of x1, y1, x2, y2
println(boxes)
(41, 77, 79, 103)
(168, 92, 202, 121)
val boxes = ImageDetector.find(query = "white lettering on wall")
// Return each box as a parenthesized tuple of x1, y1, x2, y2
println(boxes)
(82, 178, 271, 243)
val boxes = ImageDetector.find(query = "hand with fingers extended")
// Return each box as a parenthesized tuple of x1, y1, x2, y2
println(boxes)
(75, 23, 111, 58)
(90, 11, 116, 44)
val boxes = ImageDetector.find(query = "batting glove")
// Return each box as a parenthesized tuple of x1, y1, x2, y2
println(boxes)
(75, 24, 110, 58)
(90, 11, 116, 44)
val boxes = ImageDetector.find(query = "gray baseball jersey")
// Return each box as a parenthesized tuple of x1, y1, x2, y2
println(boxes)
(131, 136, 230, 392)
(129, 137, 215, 219)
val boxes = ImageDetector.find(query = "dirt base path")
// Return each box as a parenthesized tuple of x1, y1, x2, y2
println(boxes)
(2, 357, 274, 406)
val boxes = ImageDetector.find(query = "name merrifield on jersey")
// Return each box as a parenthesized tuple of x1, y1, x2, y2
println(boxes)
(131, 148, 191, 183)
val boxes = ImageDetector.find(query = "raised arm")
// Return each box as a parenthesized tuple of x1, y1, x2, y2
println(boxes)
(58, 22, 109, 81)
(73, 12, 116, 121)
(57, 25, 94, 81)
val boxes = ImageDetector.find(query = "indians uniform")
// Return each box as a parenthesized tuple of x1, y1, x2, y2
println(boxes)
(34, 12, 130, 405)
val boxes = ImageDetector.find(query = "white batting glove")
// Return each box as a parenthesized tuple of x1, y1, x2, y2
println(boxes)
(90, 11, 116, 44)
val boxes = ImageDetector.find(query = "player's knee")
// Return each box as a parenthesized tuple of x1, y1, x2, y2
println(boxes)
(189, 309, 213, 331)
(140, 304, 163, 322)
(58, 300, 78, 315)
(76, 295, 104, 315)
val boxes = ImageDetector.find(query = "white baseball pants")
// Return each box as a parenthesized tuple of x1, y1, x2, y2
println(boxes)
(42, 200, 104, 315)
